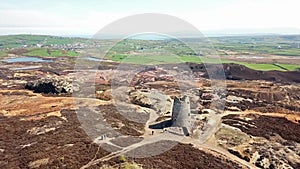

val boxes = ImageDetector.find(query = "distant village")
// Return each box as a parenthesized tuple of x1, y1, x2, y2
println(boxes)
(21, 42, 95, 51)
(0, 36, 101, 51)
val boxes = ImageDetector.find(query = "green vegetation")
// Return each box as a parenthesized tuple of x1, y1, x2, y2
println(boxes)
(230, 62, 300, 71)
(102, 36, 300, 71)
(107, 54, 222, 64)
(212, 35, 300, 56)
(1, 34, 299, 71)
(108, 54, 182, 64)
(239, 63, 284, 71)
(60, 156, 65, 163)
(274, 63, 300, 71)
(0, 34, 87, 49)
(216, 127, 251, 147)
(121, 162, 142, 169)
(0, 35, 81, 57)
(2, 34, 300, 57)
(105, 54, 300, 71)
(0, 50, 7, 57)
(23, 48, 78, 57)
(116, 155, 142, 169)
(100, 157, 143, 169)
(119, 155, 127, 163)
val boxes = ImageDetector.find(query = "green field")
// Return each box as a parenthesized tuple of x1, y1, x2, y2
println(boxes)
(239, 63, 286, 71)
(2, 34, 300, 56)
(23, 48, 78, 57)
(212, 35, 300, 56)
(105, 54, 300, 71)
(274, 63, 300, 71)
(103, 36, 300, 71)
(0, 50, 7, 57)
(0, 34, 87, 49)
(1, 34, 300, 71)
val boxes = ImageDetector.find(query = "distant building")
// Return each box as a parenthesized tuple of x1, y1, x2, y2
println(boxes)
(36, 44, 43, 48)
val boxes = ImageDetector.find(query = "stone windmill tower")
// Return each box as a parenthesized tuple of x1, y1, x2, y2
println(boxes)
(171, 96, 191, 136)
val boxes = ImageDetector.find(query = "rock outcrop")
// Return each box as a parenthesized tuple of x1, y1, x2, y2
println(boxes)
(130, 67, 174, 87)
(25, 77, 75, 94)
(129, 89, 173, 115)
(96, 89, 112, 101)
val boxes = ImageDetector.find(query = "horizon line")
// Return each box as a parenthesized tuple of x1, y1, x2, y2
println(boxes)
(1, 32, 300, 39)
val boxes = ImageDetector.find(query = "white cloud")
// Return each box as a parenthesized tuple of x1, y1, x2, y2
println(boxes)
(173, 0, 300, 30)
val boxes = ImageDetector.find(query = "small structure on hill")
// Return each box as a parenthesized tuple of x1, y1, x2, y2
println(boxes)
(171, 96, 191, 136)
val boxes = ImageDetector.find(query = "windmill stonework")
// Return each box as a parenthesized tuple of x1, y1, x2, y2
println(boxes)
(171, 96, 191, 136)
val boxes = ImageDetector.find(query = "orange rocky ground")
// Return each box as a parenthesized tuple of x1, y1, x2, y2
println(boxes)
(0, 59, 299, 168)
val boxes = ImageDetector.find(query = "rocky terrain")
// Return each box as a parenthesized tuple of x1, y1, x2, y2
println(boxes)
(0, 55, 299, 169)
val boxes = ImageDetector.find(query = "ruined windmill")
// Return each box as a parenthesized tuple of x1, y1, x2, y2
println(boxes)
(171, 96, 191, 136)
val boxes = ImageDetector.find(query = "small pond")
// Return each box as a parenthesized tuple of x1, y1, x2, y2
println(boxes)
(3, 57, 53, 63)
(82, 57, 103, 62)
(236, 55, 264, 59)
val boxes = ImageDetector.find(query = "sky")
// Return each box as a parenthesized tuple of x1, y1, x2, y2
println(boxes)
(1, 0, 300, 36)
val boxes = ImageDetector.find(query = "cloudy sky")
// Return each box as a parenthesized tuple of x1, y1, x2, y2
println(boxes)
(1, 0, 300, 36)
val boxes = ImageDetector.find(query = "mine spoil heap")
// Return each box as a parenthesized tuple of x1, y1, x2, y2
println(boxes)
(171, 96, 191, 136)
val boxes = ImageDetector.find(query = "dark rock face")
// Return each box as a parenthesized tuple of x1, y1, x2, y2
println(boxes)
(25, 78, 74, 94)
(26, 81, 57, 94)
(186, 62, 300, 84)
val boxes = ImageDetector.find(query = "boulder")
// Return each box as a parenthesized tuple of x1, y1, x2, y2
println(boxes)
(96, 89, 112, 101)
(226, 106, 241, 111)
(226, 95, 253, 104)
(201, 93, 214, 100)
